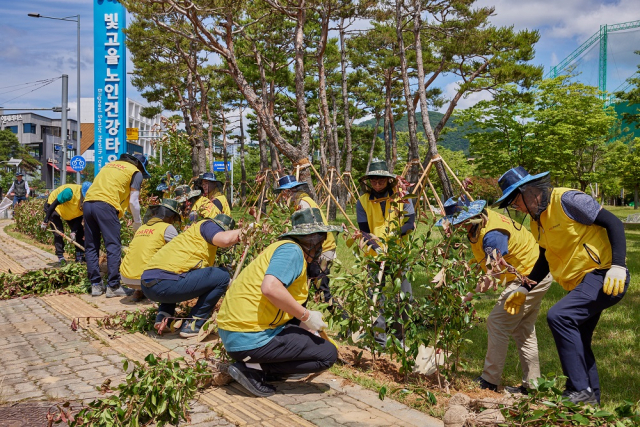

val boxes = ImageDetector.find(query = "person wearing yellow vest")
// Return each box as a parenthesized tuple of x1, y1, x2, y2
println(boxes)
(494, 166, 629, 405)
(41, 182, 92, 266)
(436, 197, 553, 395)
(218, 208, 342, 397)
(84, 153, 150, 298)
(275, 175, 339, 307)
(120, 198, 182, 292)
(189, 172, 231, 222)
(141, 214, 243, 338)
(356, 160, 415, 347)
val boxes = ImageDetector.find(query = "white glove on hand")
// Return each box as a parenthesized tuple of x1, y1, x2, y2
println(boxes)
(132, 221, 141, 232)
(603, 265, 626, 296)
(69, 232, 76, 241)
(40, 222, 48, 230)
(302, 310, 327, 332)
(504, 286, 529, 315)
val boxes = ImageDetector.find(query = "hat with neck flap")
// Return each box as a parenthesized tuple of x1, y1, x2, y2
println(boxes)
(279, 208, 342, 238)
(359, 159, 397, 193)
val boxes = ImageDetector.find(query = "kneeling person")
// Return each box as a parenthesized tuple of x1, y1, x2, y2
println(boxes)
(218, 208, 342, 397)
(141, 214, 241, 337)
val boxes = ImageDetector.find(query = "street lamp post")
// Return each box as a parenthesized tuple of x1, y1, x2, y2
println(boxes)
(28, 13, 81, 184)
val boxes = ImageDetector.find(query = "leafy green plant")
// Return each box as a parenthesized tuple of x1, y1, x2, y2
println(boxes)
(69, 354, 213, 427)
(501, 375, 640, 426)
(0, 262, 89, 300)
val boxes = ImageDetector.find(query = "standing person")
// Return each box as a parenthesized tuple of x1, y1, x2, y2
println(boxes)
(494, 166, 629, 405)
(436, 197, 553, 394)
(9, 172, 29, 207)
(141, 214, 243, 337)
(218, 208, 341, 397)
(356, 160, 415, 347)
(41, 182, 92, 266)
(83, 153, 150, 298)
(275, 175, 338, 308)
(120, 198, 181, 292)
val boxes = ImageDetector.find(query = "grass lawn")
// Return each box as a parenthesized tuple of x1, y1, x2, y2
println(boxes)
(238, 203, 640, 410)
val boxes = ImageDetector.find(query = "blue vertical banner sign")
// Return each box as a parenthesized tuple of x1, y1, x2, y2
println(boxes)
(93, 0, 127, 176)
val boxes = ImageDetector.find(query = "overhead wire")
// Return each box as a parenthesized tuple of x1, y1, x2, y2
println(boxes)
(0, 77, 61, 106)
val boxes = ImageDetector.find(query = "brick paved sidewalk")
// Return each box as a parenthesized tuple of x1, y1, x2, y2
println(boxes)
(0, 219, 58, 272)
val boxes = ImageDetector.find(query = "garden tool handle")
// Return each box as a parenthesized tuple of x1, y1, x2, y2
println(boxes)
(229, 245, 250, 287)
(47, 223, 85, 251)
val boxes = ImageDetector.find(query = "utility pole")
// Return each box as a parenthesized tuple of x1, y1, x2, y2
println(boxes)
(60, 74, 68, 187)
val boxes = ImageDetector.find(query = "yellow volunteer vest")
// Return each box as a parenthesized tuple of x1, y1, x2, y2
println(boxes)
(213, 194, 231, 216)
(359, 192, 408, 255)
(84, 160, 140, 217)
(120, 221, 171, 280)
(530, 188, 612, 291)
(191, 196, 216, 219)
(47, 184, 83, 221)
(470, 210, 538, 282)
(145, 219, 218, 274)
(298, 195, 337, 253)
(218, 240, 308, 333)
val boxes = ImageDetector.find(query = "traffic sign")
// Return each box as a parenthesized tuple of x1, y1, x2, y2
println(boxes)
(126, 128, 139, 140)
(70, 156, 86, 172)
(213, 161, 230, 172)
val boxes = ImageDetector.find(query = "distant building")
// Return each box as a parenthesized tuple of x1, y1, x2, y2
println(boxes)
(0, 112, 78, 189)
(80, 98, 165, 161)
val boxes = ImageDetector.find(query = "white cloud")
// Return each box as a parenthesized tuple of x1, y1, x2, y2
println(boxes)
(437, 81, 493, 113)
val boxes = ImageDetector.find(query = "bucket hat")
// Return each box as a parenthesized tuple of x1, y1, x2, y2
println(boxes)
(275, 175, 306, 192)
(201, 172, 220, 182)
(174, 185, 201, 203)
(359, 160, 397, 190)
(279, 208, 343, 238)
(81, 182, 92, 198)
(211, 213, 236, 231)
(493, 166, 549, 209)
(143, 198, 182, 224)
(435, 197, 487, 227)
(120, 153, 151, 179)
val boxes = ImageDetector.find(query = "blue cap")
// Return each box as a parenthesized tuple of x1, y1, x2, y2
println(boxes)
(493, 166, 549, 208)
(156, 183, 169, 192)
(275, 175, 306, 192)
(201, 172, 219, 182)
(15, 172, 23, 177)
(81, 181, 92, 198)
(435, 197, 487, 227)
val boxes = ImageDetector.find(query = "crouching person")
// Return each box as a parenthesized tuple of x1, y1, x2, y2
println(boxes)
(141, 214, 241, 338)
(217, 208, 342, 397)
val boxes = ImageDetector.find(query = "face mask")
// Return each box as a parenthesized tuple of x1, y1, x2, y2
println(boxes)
(295, 233, 326, 263)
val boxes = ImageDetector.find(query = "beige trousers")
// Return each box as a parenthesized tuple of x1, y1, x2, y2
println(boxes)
(482, 273, 553, 387)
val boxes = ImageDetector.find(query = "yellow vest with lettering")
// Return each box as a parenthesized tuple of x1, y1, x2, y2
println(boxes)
(47, 184, 83, 221)
(470, 210, 538, 282)
(121, 221, 171, 280)
(84, 160, 139, 217)
(191, 196, 216, 219)
(213, 194, 231, 216)
(298, 195, 337, 253)
(530, 188, 612, 291)
(145, 220, 218, 274)
(218, 240, 308, 333)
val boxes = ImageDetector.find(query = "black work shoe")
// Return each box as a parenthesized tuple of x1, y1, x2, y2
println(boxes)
(504, 385, 529, 395)
(564, 389, 598, 405)
(228, 363, 276, 397)
(474, 376, 498, 392)
(264, 372, 309, 382)
(105, 285, 135, 298)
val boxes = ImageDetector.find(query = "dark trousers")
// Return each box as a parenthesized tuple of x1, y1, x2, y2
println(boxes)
(547, 268, 629, 403)
(44, 205, 84, 260)
(12, 196, 26, 207)
(228, 325, 338, 375)
(84, 201, 121, 288)
(141, 267, 230, 327)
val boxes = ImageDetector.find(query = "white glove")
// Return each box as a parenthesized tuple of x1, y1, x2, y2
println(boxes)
(132, 221, 141, 232)
(603, 265, 626, 296)
(302, 310, 327, 332)
(41, 222, 48, 230)
(69, 232, 76, 241)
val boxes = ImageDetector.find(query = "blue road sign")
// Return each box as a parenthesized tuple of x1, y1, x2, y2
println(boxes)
(213, 161, 230, 172)
(70, 156, 86, 172)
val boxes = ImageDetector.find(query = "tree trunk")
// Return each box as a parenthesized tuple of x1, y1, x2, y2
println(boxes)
(367, 112, 381, 171)
(239, 104, 247, 203)
(395, 0, 419, 180)
(412, 0, 453, 198)
(339, 17, 353, 173)
(390, 109, 398, 172)
(318, 116, 328, 176)
(384, 75, 391, 167)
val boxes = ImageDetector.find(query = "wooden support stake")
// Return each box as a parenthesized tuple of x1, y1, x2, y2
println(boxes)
(326, 168, 334, 219)
(309, 163, 356, 229)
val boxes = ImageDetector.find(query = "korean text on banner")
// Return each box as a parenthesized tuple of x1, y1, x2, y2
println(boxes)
(93, 0, 127, 176)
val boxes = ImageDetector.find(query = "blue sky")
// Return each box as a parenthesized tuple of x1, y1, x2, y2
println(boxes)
(1, 0, 639, 121)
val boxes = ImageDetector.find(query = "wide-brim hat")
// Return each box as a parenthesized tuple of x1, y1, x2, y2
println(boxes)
(279, 207, 343, 238)
(201, 172, 220, 182)
(211, 213, 236, 231)
(156, 183, 169, 192)
(493, 166, 549, 209)
(120, 153, 151, 179)
(173, 185, 200, 203)
(359, 160, 397, 187)
(15, 172, 23, 177)
(143, 198, 182, 224)
(275, 175, 306, 192)
(435, 198, 487, 227)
